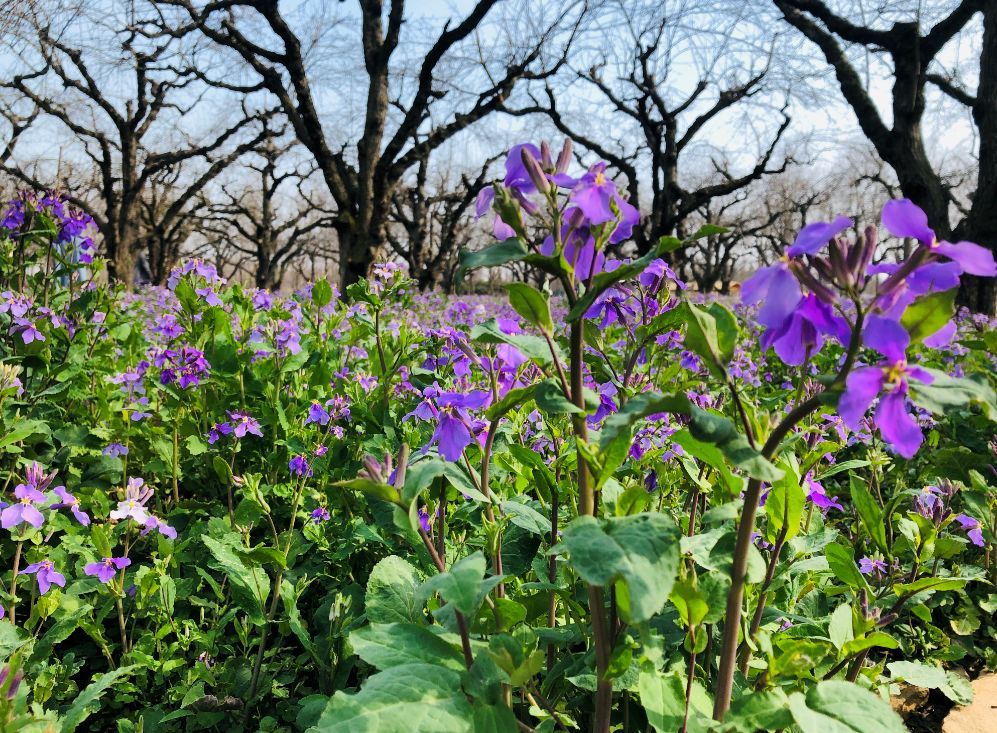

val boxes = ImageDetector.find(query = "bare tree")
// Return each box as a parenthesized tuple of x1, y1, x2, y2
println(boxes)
(156, 0, 581, 286)
(1, 9, 272, 284)
(197, 140, 337, 290)
(504, 0, 791, 270)
(773, 0, 996, 313)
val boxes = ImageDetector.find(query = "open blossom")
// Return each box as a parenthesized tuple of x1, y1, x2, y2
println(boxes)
(85, 556, 131, 584)
(229, 411, 263, 438)
(310, 506, 330, 523)
(21, 560, 66, 595)
(406, 384, 490, 462)
(141, 515, 177, 540)
(838, 316, 932, 458)
(110, 477, 153, 523)
(207, 421, 233, 444)
(954, 514, 985, 547)
(50, 486, 90, 526)
(2, 485, 46, 530)
(289, 454, 312, 477)
(859, 556, 888, 576)
(804, 471, 843, 512)
(881, 199, 996, 277)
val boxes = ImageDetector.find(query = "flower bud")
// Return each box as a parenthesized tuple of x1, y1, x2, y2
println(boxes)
(555, 138, 573, 174)
(521, 147, 550, 193)
(540, 141, 553, 170)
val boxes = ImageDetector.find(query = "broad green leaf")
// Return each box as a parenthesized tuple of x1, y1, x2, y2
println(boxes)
(310, 664, 472, 732)
(828, 603, 853, 650)
(840, 631, 898, 657)
(312, 278, 334, 308)
(365, 556, 425, 625)
(534, 379, 583, 414)
(201, 534, 268, 625)
(401, 458, 447, 504)
(60, 666, 138, 733)
(639, 669, 713, 733)
(485, 383, 537, 421)
(910, 368, 997, 420)
(561, 513, 680, 623)
(886, 661, 947, 689)
(788, 681, 906, 733)
(724, 688, 793, 732)
(505, 282, 553, 332)
(892, 576, 968, 596)
(459, 237, 528, 272)
(500, 499, 551, 535)
(679, 302, 738, 377)
(335, 477, 401, 505)
(764, 462, 805, 543)
(282, 579, 323, 667)
(471, 318, 565, 365)
(419, 552, 489, 617)
(849, 476, 888, 555)
(670, 578, 709, 628)
(824, 543, 867, 590)
(901, 289, 955, 345)
(688, 408, 782, 481)
(350, 623, 464, 672)
(597, 391, 691, 450)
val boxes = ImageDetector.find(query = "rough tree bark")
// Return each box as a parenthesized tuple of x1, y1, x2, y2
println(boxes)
(775, 0, 997, 314)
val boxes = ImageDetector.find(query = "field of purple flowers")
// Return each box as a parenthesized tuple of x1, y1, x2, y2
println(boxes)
(1, 142, 996, 733)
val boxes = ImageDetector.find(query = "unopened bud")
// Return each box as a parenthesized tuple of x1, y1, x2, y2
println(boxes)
(540, 141, 553, 170)
(555, 138, 573, 174)
(521, 148, 550, 193)
(828, 238, 853, 287)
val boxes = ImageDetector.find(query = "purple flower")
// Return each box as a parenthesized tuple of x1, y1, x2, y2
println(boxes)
(141, 515, 177, 540)
(1, 484, 46, 530)
(110, 477, 153, 523)
(406, 385, 491, 462)
(838, 315, 933, 459)
(289, 454, 312, 477)
(50, 486, 90, 526)
(21, 560, 66, 595)
(503, 143, 543, 194)
(84, 556, 131, 584)
(882, 199, 996, 276)
(858, 556, 887, 576)
(418, 505, 432, 533)
(207, 421, 233, 444)
(569, 162, 617, 225)
(804, 471, 843, 513)
(306, 401, 330, 426)
(103, 442, 129, 457)
(310, 506, 330, 524)
(229, 411, 263, 438)
(953, 514, 985, 547)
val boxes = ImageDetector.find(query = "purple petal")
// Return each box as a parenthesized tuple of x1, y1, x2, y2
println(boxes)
(933, 240, 997, 276)
(882, 199, 934, 245)
(474, 186, 494, 218)
(741, 263, 780, 306)
(433, 415, 472, 463)
(874, 387, 922, 459)
(907, 261, 962, 293)
(757, 266, 802, 329)
(839, 366, 885, 429)
(922, 320, 956, 348)
(787, 215, 853, 257)
(863, 314, 909, 363)
(569, 186, 615, 225)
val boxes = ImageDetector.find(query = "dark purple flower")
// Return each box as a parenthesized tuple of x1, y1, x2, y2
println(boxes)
(84, 556, 131, 584)
(21, 560, 66, 595)
(207, 421, 233, 444)
(569, 162, 617, 225)
(418, 505, 432, 533)
(310, 506, 330, 524)
(405, 385, 491, 462)
(289, 454, 312, 477)
(306, 401, 330, 426)
(804, 471, 843, 512)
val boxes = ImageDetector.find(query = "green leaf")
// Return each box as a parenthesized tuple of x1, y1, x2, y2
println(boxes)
(598, 391, 691, 450)
(471, 703, 518, 733)
(910, 368, 997, 420)
(828, 603, 853, 650)
(849, 476, 888, 555)
(840, 631, 898, 657)
(505, 282, 553, 332)
(500, 499, 551, 535)
(312, 278, 334, 308)
(534, 379, 583, 414)
(764, 462, 805, 543)
(886, 661, 947, 689)
(561, 513, 680, 623)
(401, 458, 447, 504)
(788, 681, 906, 733)
(60, 666, 138, 733)
(639, 670, 713, 733)
(281, 579, 322, 668)
(336, 477, 401, 505)
(350, 623, 464, 672)
(892, 576, 967, 596)
(310, 664, 472, 732)
(688, 408, 782, 481)
(901, 289, 955, 345)
(485, 383, 537, 421)
(420, 552, 489, 617)
(679, 302, 738, 377)
(201, 534, 268, 625)
(824, 543, 867, 590)
(670, 578, 709, 629)
(471, 318, 565, 365)
(459, 238, 528, 272)
(725, 689, 793, 733)
(366, 556, 425, 625)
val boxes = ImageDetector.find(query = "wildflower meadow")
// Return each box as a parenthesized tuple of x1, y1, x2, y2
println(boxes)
(0, 140, 996, 733)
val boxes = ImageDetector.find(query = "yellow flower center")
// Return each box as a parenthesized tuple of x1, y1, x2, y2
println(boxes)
(594, 172, 606, 186)
(884, 361, 907, 384)
(20, 497, 31, 505)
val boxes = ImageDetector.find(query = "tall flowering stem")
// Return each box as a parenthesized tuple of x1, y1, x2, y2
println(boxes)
(712, 308, 865, 720)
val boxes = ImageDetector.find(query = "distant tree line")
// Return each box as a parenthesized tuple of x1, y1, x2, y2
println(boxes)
(0, 1, 992, 312)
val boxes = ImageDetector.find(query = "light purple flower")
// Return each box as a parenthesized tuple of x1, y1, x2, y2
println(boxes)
(954, 514, 985, 547)
(141, 515, 177, 540)
(858, 556, 887, 576)
(1, 484, 46, 529)
(84, 556, 131, 584)
(569, 162, 617, 225)
(103, 442, 129, 457)
(50, 486, 90, 526)
(21, 560, 66, 595)
(110, 477, 153, 523)
(229, 411, 263, 438)
(882, 199, 996, 276)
